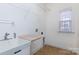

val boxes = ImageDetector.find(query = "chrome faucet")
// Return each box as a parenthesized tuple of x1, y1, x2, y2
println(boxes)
(13, 33, 16, 39)
(4, 32, 12, 40)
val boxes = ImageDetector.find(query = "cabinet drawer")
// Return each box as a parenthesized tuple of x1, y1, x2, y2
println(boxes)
(0, 44, 30, 55)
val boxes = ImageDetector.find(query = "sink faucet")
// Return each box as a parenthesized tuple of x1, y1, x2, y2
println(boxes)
(4, 32, 12, 40)
(13, 33, 16, 39)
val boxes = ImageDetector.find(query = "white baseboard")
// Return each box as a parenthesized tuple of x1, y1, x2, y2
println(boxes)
(45, 43, 79, 54)
(68, 48, 79, 54)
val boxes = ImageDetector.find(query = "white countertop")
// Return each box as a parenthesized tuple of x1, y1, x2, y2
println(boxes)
(18, 34, 44, 41)
(0, 38, 31, 54)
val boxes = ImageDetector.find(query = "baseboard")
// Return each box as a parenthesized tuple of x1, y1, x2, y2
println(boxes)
(45, 44, 68, 50)
(45, 44, 79, 54)
(68, 48, 79, 54)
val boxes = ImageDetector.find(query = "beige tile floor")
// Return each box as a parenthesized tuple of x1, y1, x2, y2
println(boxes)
(34, 45, 77, 55)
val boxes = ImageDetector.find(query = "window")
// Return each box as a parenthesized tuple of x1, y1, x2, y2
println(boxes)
(59, 8, 72, 32)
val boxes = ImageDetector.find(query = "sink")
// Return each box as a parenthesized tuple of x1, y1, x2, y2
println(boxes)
(0, 38, 12, 41)
(0, 38, 31, 55)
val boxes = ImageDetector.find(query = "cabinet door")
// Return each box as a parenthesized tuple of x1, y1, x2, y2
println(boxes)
(0, 44, 30, 55)
(15, 46, 30, 55)
(31, 38, 43, 54)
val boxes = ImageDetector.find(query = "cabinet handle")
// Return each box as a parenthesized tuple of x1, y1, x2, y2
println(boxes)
(14, 50, 22, 54)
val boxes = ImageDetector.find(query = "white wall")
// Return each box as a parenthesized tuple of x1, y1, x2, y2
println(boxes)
(0, 3, 26, 40)
(1, 3, 78, 52)
(0, 3, 46, 40)
(45, 3, 79, 51)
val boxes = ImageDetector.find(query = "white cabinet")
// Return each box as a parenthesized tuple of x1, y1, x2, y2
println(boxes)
(15, 45, 30, 55)
(30, 38, 43, 54)
(0, 43, 30, 55)
(15, 48, 28, 55)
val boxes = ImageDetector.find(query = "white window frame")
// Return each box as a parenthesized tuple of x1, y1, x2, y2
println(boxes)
(59, 8, 73, 33)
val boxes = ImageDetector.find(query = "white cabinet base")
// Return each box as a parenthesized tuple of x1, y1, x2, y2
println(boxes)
(0, 44, 30, 55)
(30, 38, 43, 55)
